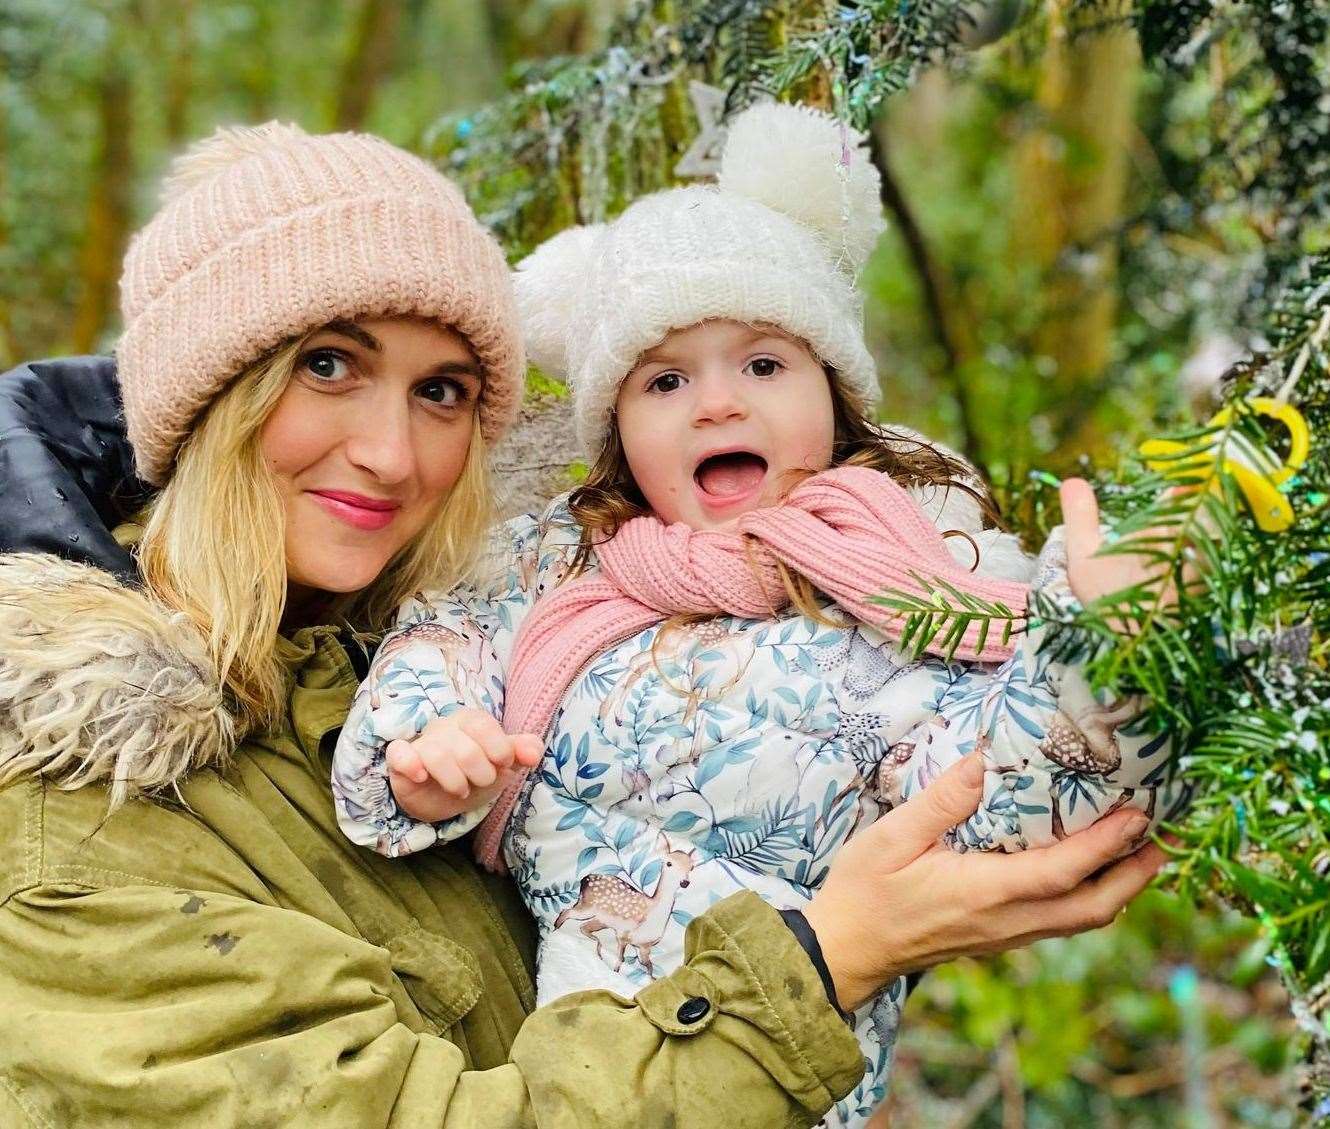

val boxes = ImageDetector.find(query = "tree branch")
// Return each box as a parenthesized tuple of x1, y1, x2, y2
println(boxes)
(869, 122, 988, 477)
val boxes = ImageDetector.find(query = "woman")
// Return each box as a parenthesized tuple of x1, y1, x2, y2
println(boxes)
(0, 122, 1163, 1127)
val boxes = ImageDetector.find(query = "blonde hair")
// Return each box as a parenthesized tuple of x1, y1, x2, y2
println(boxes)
(568, 371, 998, 624)
(137, 335, 494, 737)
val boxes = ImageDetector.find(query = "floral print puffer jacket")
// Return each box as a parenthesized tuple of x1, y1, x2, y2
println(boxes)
(333, 485, 1186, 1127)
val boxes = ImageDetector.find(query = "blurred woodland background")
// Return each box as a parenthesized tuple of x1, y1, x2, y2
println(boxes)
(2, 1, 1325, 1124)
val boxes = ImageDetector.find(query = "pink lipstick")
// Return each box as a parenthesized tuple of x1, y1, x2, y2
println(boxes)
(308, 490, 400, 531)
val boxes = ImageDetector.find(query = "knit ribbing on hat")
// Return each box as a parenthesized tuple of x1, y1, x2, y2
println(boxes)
(118, 123, 524, 485)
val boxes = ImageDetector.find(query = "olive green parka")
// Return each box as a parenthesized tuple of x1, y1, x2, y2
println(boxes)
(0, 553, 864, 1127)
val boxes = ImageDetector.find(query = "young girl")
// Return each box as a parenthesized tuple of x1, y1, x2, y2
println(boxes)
(333, 103, 1186, 1125)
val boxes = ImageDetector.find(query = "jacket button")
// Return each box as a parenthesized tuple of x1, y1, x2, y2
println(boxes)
(676, 996, 710, 1024)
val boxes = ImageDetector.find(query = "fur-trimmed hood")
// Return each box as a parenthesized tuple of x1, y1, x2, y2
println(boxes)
(0, 553, 233, 804)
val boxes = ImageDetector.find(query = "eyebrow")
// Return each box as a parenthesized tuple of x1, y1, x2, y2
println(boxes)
(634, 348, 675, 368)
(320, 320, 381, 352)
(740, 327, 798, 349)
(433, 360, 485, 381)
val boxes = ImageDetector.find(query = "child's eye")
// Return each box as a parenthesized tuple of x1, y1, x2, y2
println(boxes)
(745, 356, 784, 379)
(300, 349, 351, 384)
(648, 371, 685, 394)
(417, 378, 467, 408)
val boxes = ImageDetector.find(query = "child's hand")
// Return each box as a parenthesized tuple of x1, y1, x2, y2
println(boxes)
(1061, 478, 1182, 627)
(385, 708, 544, 824)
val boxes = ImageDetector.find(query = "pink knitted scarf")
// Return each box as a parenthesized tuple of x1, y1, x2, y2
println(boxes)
(473, 465, 1029, 870)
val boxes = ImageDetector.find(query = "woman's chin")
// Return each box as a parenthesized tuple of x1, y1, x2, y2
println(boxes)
(286, 552, 393, 598)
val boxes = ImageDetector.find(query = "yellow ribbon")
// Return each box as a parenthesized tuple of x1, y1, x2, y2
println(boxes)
(1139, 398, 1311, 533)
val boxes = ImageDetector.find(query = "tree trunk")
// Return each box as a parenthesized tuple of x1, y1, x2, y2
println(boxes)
(1011, 0, 1138, 465)
(480, 0, 606, 69)
(333, 0, 405, 131)
(163, 0, 194, 146)
(871, 119, 987, 476)
(72, 47, 134, 354)
(237, 2, 277, 122)
(0, 89, 16, 369)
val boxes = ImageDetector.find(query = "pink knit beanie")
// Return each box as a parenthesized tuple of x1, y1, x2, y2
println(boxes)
(117, 121, 525, 485)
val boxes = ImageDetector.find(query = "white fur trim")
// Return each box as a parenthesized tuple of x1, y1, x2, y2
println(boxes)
(889, 423, 1036, 583)
(907, 479, 1034, 583)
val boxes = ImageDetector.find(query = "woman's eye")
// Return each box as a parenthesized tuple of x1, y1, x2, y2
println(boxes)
(418, 378, 465, 407)
(301, 350, 350, 383)
(648, 372, 684, 394)
(745, 356, 783, 379)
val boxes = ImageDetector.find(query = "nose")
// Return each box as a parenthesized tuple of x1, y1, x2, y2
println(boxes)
(692, 370, 748, 427)
(342, 389, 416, 485)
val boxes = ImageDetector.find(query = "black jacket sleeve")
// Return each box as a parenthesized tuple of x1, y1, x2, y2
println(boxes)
(0, 356, 150, 582)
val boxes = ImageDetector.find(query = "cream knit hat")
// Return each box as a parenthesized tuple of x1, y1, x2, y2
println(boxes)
(515, 102, 886, 457)
(118, 121, 524, 485)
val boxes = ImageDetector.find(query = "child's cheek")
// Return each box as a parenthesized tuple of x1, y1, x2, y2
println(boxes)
(624, 440, 685, 523)
(793, 418, 836, 476)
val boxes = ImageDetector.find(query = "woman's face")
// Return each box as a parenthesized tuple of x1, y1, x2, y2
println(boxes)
(260, 316, 482, 598)
(615, 319, 835, 530)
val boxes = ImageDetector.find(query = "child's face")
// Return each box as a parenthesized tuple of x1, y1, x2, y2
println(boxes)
(615, 320, 835, 529)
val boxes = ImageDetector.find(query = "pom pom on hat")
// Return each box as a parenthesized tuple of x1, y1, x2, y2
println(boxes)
(515, 222, 606, 379)
(718, 102, 886, 275)
(159, 121, 310, 204)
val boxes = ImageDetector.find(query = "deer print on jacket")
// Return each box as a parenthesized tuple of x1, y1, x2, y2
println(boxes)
(553, 833, 698, 976)
(366, 599, 488, 711)
(1036, 668, 1154, 839)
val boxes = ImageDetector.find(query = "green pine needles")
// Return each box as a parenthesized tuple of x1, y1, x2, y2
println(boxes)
(431, 1, 1328, 266)
(1046, 260, 1328, 1096)
(872, 255, 1330, 1111)
(870, 572, 1021, 662)
(427, 1, 983, 256)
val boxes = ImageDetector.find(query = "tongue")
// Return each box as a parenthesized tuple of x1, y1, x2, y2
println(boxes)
(697, 454, 766, 498)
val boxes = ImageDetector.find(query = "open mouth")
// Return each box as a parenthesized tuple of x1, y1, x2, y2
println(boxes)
(693, 450, 769, 501)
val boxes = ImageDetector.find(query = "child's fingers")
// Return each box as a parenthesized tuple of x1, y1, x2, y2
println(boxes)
(455, 710, 516, 768)
(386, 764, 429, 805)
(452, 739, 500, 789)
(416, 737, 475, 797)
(386, 761, 455, 809)
(1060, 478, 1102, 564)
(435, 757, 471, 798)
(385, 739, 429, 784)
(512, 734, 545, 767)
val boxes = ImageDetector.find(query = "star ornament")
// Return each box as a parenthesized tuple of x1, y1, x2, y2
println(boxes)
(673, 81, 729, 179)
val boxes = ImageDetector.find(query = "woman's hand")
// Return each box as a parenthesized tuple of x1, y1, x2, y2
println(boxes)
(803, 752, 1165, 1013)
